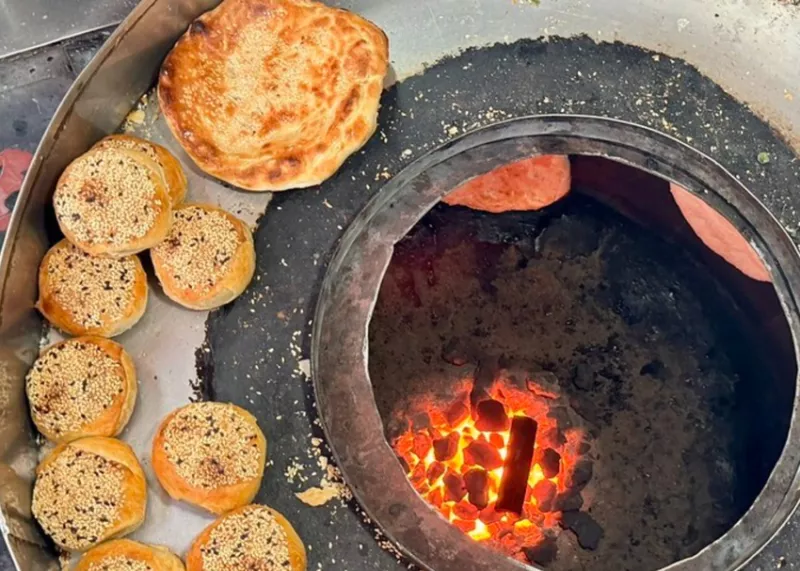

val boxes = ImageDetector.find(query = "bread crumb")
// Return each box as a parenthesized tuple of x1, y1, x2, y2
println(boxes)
(296, 486, 339, 507)
(126, 110, 146, 125)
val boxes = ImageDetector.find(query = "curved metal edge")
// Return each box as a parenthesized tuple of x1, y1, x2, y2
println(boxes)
(311, 114, 800, 571)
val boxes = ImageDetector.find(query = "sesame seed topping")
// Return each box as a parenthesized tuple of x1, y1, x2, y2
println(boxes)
(54, 148, 162, 246)
(27, 339, 124, 438)
(200, 506, 292, 571)
(32, 447, 124, 550)
(97, 137, 160, 165)
(152, 206, 241, 293)
(86, 555, 152, 571)
(162, 402, 261, 489)
(43, 242, 139, 329)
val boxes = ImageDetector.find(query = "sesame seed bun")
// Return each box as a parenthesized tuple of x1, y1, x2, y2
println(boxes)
(32, 437, 147, 552)
(54, 146, 173, 257)
(158, 0, 388, 191)
(186, 504, 306, 571)
(92, 134, 188, 207)
(152, 402, 267, 515)
(76, 539, 185, 571)
(26, 337, 137, 444)
(150, 204, 255, 310)
(36, 239, 148, 338)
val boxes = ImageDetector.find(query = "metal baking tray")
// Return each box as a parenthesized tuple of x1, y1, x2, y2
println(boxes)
(0, 0, 798, 569)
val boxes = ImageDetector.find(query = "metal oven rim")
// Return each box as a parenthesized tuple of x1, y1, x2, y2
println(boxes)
(311, 114, 800, 571)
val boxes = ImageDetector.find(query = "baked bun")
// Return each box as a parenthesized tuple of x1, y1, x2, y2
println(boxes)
(54, 145, 172, 257)
(36, 239, 148, 337)
(158, 0, 389, 191)
(93, 134, 188, 206)
(187, 504, 306, 571)
(443, 155, 571, 213)
(32, 437, 147, 551)
(152, 402, 266, 514)
(76, 539, 185, 571)
(26, 337, 137, 443)
(150, 204, 255, 310)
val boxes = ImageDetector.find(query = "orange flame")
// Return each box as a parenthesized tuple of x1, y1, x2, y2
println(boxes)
(394, 379, 583, 557)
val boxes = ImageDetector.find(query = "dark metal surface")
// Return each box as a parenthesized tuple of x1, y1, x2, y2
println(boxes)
(0, 0, 136, 60)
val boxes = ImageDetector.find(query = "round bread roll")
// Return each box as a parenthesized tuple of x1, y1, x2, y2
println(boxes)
(26, 337, 137, 443)
(32, 437, 147, 551)
(76, 539, 185, 571)
(187, 504, 306, 571)
(152, 402, 267, 514)
(54, 145, 173, 257)
(150, 204, 255, 310)
(36, 239, 148, 337)
(93, 134, 188, 206)
(158, 0, 389, 191)
(443, 155, 572, 213)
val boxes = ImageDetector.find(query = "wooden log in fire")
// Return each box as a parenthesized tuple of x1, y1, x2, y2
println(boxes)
(496, 415, 538, 514)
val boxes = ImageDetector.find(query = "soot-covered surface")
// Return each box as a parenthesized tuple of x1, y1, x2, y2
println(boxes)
(368, 192, 780, 571)
(204, 36, 800, 570)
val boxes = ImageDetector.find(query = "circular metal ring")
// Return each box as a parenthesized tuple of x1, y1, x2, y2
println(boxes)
(312, 115, 800, 571)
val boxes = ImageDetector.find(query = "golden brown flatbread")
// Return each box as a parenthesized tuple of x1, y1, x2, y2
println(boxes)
(158, 0, 389, 192)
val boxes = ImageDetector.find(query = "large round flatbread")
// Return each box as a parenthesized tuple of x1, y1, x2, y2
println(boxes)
(158, 0, 389, 192)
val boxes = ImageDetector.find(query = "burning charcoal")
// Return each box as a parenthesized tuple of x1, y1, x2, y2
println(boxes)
(426, 461, 445, 484)
(433, 432, 459, 462)
(568, 459, 594, 489)
(479, 503, 503, 524)
(541, 426, 567, 448)
(475, 399, 510, 432)
(524, 536, 558, 567)
(555, 491, 584, 512)
(496, 416, 537, 514)
(463, 468, 490, 509)
(489, 433, 504, 449)
(413, 432, 433, 459)
(443, 471, 467, 502)
(523, 502, 545, 526)
(451, 518, 476, 533)
(428, 486, 443, 508)
(540, 448, 561, 479)
(442, 339, 469, 366)
(572, 363, 595, 390)
(410, 463, 426, 489)
(464, 439, 503, 471)
(532, 480, 557, 512)
(561, 511, 604, 550)
(453, 501, 479, 521)
(410, 411, 431, 431)
(394, 431, 415, 455)
(445, 400, 470, 427)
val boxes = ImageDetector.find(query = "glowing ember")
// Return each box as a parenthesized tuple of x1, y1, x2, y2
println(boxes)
(393, 378, 585, 562)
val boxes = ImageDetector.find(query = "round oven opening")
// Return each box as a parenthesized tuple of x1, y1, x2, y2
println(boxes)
(312, 116, 800, 571)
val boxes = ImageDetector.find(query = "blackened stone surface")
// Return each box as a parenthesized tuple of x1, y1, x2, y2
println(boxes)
(556, 491, 585, 512)
(561, 511, 605, 551)
(525, 536, 559, 567)
(569, 460, 594, 490)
